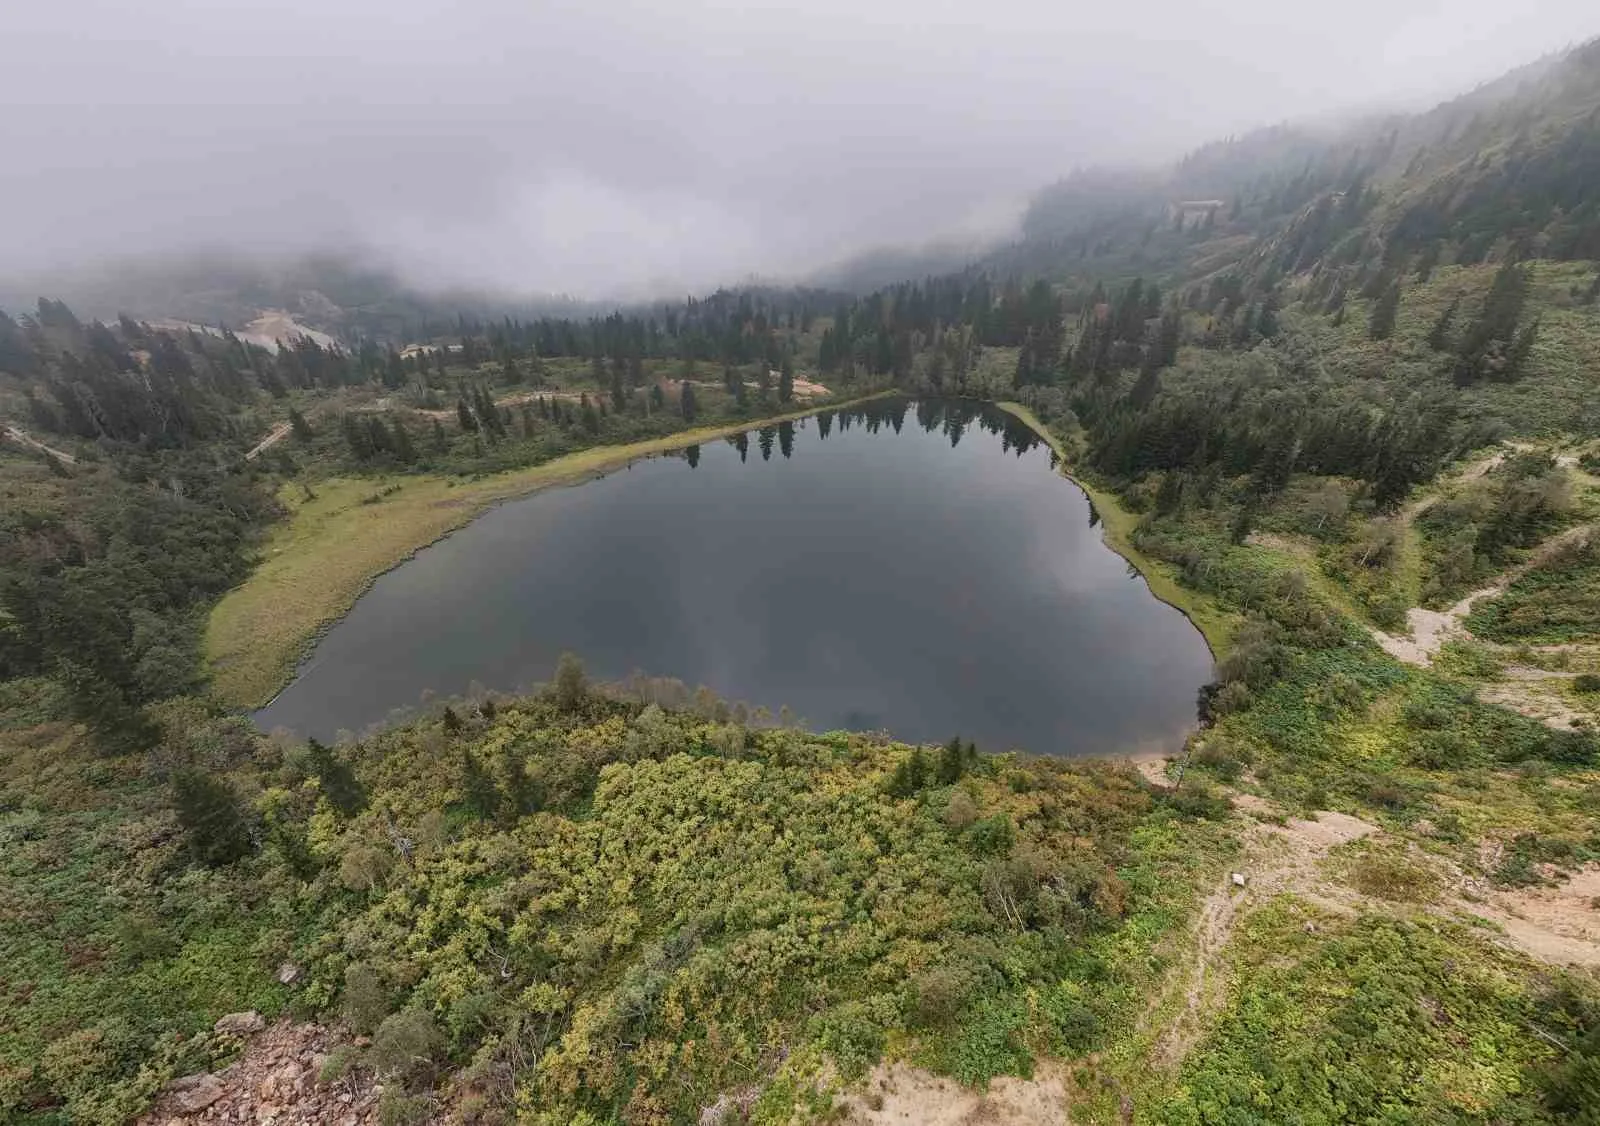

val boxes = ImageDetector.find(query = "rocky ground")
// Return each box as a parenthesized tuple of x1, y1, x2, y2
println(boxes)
(137, 1014, 381, 1126)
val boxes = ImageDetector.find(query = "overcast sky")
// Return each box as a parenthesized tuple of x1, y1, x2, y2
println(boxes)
(3, 0, 1595, 299)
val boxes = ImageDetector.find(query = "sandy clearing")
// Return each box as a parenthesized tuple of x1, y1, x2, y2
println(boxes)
(241, 310, 340, 352)
(840, 1061, 1072, 1126)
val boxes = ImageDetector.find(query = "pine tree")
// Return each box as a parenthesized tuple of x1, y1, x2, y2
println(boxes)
(172, 769, 253, 867)
(289, 407, 314, 442)
(390, 417, 416, 463)
(305, 738, 366, 816)
(778, 358, 795, 403)
(341, 414, 373, 460)
(461, 753, 500, 819)
(1369, 280, 1401, 341)
(365, 416, 394, 455)
(1426, 297, 1460, 352)
(456, 397, 477, 432)
(936, 737, 968, 784)
(680, 380, 698, 422)
(431, 419, 447, 454)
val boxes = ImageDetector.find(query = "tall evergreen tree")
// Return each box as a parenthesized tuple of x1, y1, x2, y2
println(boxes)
(1369, 280, 1401, 340)
(305, 738, 366, 817)
(1426, 297, 1460, 352)
(172, 769, 253, 867)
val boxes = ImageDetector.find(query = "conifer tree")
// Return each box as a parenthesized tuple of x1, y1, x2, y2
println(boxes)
(1369, 280, 1401, 340)
(390, 417, 416, 463)
(1427, 297, 1460, 352)
(306, 738, 366, 817)
(173, 769, 253, 867)
(462, 753, 500, 819)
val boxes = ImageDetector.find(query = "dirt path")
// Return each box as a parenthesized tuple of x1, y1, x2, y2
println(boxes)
(246, 421, 293, 460)
(1, 423, 77, 465)
(1150, 803, 1377, 1068)
(1369, 522, 1599, 668)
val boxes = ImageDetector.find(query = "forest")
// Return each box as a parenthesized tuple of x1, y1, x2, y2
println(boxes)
(3, 33, 1600, 1126)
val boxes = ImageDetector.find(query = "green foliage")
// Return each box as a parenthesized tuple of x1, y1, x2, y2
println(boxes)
(271, 699, 1155, 1121)
(1156, 908, 1563, 1124)
(172, 768, 254, 867)
(1469, 535, 1600, 643)
(303, 738, 366, 817)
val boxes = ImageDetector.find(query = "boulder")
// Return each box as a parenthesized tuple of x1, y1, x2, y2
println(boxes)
(214, 1010, 267, 1036)
(170, 1073, 226, 1113)
(276, 961, 303, 985)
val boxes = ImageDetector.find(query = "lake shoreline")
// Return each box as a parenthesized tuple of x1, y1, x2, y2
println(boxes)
(207, 392, 897, 709)
(994, 401, 1232, 659)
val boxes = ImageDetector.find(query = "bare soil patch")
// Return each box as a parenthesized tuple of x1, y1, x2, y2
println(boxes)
(840, 1061, 1071, 1125)
(1464, 864, 1600, 967)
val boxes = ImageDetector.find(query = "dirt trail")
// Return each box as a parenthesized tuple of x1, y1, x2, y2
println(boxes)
(1, 424, 77, 465)
(1151, 804, 1378, 1068)
(1369, 522, 1599, 668)
(246, 421, 293, 460)
(1469, 866, 1600, 966)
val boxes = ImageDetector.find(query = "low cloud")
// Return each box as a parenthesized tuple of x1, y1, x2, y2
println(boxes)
(2, 0, 1595, 300)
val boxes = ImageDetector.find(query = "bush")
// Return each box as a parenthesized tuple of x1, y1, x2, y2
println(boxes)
(344, 963, 389, 1036)
(911, 965, 974, 1028)
(944, 789, 979, 830)
(1165, 782, 1231, 820)
(368, 1010, 443, 1081)
(1350, 854, 1435, 901)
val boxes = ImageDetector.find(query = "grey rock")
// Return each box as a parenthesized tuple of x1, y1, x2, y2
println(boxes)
(214, 1010, 267, 1036)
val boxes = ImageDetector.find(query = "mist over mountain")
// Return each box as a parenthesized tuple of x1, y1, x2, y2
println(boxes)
(4, 0, 1596, 312)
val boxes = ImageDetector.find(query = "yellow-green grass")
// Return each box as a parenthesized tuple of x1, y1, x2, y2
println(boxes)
(998, 401, 1237, 656)
(206, 396, 891, 708)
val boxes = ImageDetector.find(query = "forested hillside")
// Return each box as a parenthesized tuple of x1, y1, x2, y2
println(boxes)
(4, 37, 1600, 1126)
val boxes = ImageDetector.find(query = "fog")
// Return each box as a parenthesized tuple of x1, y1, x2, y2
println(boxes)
(3, 0, 1594, 300)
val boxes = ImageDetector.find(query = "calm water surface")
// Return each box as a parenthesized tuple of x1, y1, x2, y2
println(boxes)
(256, 400, 1214, 755)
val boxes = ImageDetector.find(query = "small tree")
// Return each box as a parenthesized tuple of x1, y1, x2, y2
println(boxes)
(1368, 280, 1401, 340)
(305, 738, 366, 817)
(778, 358, 795, 403)
(1426, 296, 1460, 352)
(288, 407, 314, 442)
(553, 652, 588, 712)
(680, 380, 698, 423)
(461, 753, 500, 819)
(172, 769, 253, 867)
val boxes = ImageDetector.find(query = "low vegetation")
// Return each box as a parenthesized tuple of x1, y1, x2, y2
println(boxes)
(4, 35, 1600, 1126)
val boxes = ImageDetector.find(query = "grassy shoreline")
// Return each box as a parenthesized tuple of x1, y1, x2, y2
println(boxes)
(996, 400, 1235, 657)
(205, 394, 893, 709)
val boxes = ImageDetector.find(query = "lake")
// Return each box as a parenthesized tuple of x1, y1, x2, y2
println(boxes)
(255, 399, 1215, 755)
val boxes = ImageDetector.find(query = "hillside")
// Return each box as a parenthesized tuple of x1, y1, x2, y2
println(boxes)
(3, 38, 1600, 1126)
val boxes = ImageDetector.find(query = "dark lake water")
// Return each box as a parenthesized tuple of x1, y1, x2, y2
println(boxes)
(255, 400, 1214, 755)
